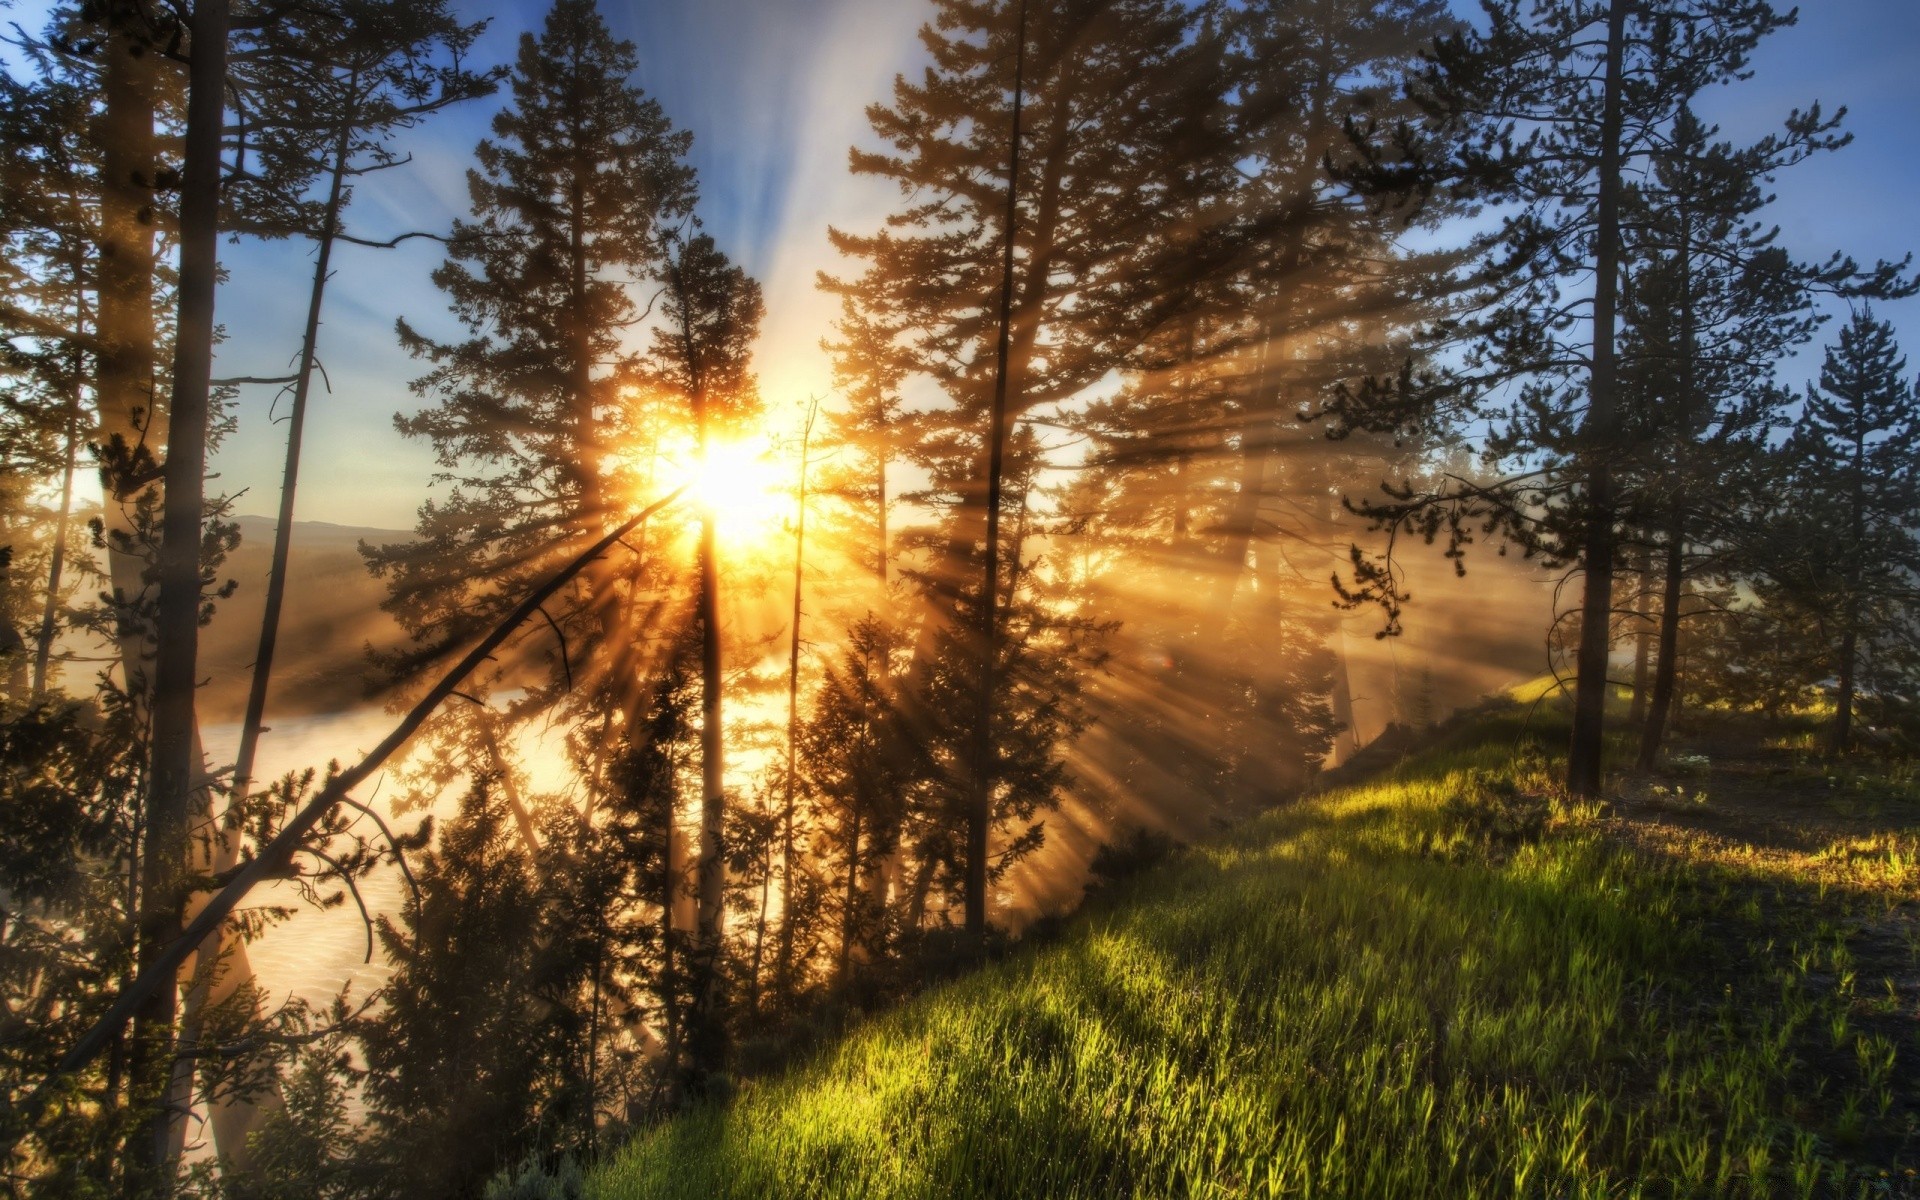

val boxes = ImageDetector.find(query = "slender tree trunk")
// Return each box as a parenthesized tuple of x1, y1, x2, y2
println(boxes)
(1636, 515, 1684, 770)
(1835, 424, 1868, 756)
(130, 3, 230, 1193)
(748, 850, 769, 1016)
(690, 385, 726, 1073)
(875, 414, 889, 590)
(1566, 0, 1631, 798)
(1833, 626, 1857, 755)
(29, 232, 89, 696)
(226, 107, 352, 846)
(1628, 549, 1652, 725)
(32, 361, 83, 697)
(94, 10, 267, 1175)
(173, 125, 360, 1154)
(968, 0, 1028, 935)
(585, 934, 602, 1153)
(658, 796, 681, 1078)
(838, 810, 861, 986)
(1636, 193, 1699, 772)
(1212, 334, 1275, 617)
(776, 400, 816, 1002)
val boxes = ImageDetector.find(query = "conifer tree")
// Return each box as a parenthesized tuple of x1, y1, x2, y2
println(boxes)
(829, 0, 1235, 932)
(798, 617, 917, 984)
(0, 57, 94, 701)
(1754, 311, 1920, 753)
(358, 779, 558, 1200)
(365, 0, 731, 1109)
(1332, 0, 1874, 794)
(368, 0, 695, 696)
(1609, 101, 1873, 769)
(1059, 0, 1448, 807)
(643, 229, 764, 1081)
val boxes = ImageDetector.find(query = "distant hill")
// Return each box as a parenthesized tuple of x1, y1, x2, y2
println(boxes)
(197, 516, 411, 722)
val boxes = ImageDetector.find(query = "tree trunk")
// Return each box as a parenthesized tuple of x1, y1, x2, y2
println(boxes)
(657, 787, 681, 1079)
(838, 810, 861, 986)
(94, 10, 270, 1176)
(1565, 0, 1631, 798)
(32, 344, 84, 698)
(171, 116, 358, 1167)
(226, 106, 352, 853)
(1635, 516, 1684, 771)
(130, 2, 230, 1193)
(1833, 627, 1857, 756)
(776, 401, 816, 1003)
(690, 388, 726, 1073)
(1628, 550, 1652, 725)
(967, 0, 1028, 937)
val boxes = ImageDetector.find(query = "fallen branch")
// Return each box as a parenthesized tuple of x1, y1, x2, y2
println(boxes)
(6, 485, 686, 1144)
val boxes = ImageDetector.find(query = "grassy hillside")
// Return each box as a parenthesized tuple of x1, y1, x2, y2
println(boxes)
(592, 704, 1920, 1199)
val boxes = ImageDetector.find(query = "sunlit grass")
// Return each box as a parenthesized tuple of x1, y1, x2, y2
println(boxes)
(1503, 673, 1567, 707)
(592, 707, 1919, 1199)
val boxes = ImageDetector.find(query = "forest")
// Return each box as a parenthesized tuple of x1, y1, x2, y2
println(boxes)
(2, 0, 1918, 1196)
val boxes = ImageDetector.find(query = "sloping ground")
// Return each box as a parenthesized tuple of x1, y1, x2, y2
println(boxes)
(593, 706, 1920, 1199)
(196, 517, 409, 721)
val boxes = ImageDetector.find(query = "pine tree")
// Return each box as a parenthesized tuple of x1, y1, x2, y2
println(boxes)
(364, 0, 738, 1120)
(367, 0, 695, 695)
(828, 0, 1234, 933)
(1058, 0, 1448, 807)
(0, 53, 97, 703)
(1758, 311, 1920, 753)
(1332, 0, 1873, 794)
(1611, 101, 1864, 769)
(798, 617, 918, 985)
(358, 779, 559, 1200)
(642, 229, 764, 1082)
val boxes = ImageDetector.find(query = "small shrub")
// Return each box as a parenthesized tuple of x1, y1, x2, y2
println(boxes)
(1442, 771, 1550, 857)
(1085, 826, 1183, 893)
(484, 1154, 584, 1200)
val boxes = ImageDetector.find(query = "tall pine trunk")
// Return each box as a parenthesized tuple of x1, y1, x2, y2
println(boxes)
(1565, 0, 1631, 797)
(838, 811, 862, 985)
(1834, 424, 1868, 756)
(1635, 515, 1685, 770)
(172, 104, 360, 1175)
(688, 380, 726, 1075)
(1628, 550, 1653, 725)
(130, 1, 230, 1193)
(967, 0, 1028, 936)
(1833, 626, 1858, 755)
(32, 355, 82, 697)
(93, 12, 178, 1176)
(776, 400, 817, 1000)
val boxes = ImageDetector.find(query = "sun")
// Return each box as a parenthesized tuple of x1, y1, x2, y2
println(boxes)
(687, 437, 792, 551)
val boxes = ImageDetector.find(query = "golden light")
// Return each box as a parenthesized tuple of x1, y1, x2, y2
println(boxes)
(688, 437, 793, 552)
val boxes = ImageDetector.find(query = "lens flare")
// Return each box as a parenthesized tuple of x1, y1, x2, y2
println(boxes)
(689, 438, 791, 551)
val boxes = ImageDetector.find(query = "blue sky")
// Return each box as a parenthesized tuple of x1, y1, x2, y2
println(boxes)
(203, 0, 928, 529)
(11, 0, 1919, 529)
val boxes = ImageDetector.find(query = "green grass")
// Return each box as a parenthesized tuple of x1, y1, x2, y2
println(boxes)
(592, 708, 1919, 1199)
